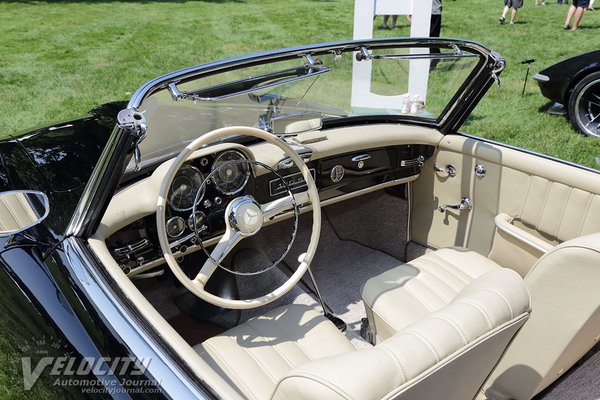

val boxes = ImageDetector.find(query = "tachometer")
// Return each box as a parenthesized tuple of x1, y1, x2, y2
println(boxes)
(211, 150, 250, 195)
(168, 165, 205, 211)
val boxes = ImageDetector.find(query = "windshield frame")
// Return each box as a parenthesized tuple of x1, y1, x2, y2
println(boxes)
(127, 37, 504, 134)
(68, 37, 504, 238)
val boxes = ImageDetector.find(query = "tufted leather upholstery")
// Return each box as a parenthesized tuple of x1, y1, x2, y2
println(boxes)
(197, 269, 530, 400)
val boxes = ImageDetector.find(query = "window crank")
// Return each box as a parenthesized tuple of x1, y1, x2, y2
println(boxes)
(434, 164, 457, 177)
(439, 197, 472, 213)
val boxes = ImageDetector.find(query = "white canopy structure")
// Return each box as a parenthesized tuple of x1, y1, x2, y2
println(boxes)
(352, 0, 433, 112)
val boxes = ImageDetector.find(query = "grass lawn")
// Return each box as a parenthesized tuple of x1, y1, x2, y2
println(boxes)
(0, 0, 599, 171)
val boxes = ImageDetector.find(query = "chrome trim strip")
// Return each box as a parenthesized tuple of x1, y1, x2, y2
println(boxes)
(351, 154, 372, 162)
(533, 73, 549, 82)
(66, 126, 124, 236)
(64, 237, 207, 398)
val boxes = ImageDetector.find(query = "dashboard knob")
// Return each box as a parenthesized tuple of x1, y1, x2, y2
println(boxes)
(330, 165, 345, 183)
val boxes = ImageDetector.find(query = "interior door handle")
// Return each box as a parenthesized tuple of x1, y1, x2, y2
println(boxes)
(439, 197, 472, 213)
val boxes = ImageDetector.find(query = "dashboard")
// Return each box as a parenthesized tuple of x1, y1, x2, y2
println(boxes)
(105, 137, 434, 278)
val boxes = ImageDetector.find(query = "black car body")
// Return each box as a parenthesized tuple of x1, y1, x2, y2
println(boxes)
(534, 50, 600, 137)
(1, 38, 599, 400)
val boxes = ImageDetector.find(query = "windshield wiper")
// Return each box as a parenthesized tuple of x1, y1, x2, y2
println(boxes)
(167, 54, 331, 102)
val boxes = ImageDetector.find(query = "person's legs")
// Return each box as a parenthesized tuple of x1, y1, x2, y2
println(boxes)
(571, 6, 586, 29)
(510, 7, 518, 22)
(500, 5, 509, 22)
(383, 15, 390, 28)
(429, 14, 442, 69)
(391, 15, 398, 28)
(564, 4, 576, 27)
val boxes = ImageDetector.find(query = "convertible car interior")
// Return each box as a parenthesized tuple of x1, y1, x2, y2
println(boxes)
(79, 39, 600, 399)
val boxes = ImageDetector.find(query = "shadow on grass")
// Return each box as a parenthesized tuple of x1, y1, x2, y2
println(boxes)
(0, 0, 245, 3)
(464, 114, 487, 123)
(574, 24, 600, 30)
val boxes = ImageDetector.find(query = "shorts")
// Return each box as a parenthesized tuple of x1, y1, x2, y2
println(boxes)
(573, 0, 590, 7)
(504, 0, 523, 8)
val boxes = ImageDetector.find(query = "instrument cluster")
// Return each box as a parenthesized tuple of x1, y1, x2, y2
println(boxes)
(165, 149, 252, 239)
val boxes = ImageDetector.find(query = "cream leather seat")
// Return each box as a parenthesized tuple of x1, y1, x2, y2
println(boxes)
(197, 269, 530, 400)
(361, 247, 500, 340)
(362, 232, 600, 400)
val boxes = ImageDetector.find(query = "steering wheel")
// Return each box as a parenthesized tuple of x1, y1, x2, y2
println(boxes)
(156, 126, 321, 310)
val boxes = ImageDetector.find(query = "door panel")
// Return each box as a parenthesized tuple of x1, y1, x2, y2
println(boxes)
(411, 134, 600, 275)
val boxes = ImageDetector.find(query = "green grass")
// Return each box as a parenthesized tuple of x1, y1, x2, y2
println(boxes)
(0, 0, 599, 170)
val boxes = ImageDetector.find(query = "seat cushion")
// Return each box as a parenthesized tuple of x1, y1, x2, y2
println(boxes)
(361, 247, 502, 340)
(195, 304, 354, 400)
(273, 269, 531, 400)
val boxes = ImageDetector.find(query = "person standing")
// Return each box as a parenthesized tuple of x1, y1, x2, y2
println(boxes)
(383, 15, 399, 29)
(564, 0, 590, 30)
(500, 0, 524, 24)
(431, 0, 443, 37)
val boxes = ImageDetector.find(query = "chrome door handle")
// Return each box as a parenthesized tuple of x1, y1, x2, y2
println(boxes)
(439, 197, 472, 213)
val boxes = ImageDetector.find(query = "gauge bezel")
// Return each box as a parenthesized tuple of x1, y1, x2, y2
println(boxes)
(211, 150, 251, 196)
(168, 164, 205, 212)
(187, 211, 206, 231)
(166, 216, 186, 238)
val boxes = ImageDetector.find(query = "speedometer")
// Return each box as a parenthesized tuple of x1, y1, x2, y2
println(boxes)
(211, 150, 250, 195)
(168, 165, 205, 211)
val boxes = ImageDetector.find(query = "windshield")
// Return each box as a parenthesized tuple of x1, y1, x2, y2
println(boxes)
(132, 41, 485, 171)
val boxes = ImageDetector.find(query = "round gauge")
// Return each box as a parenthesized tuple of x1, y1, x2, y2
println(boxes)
(211, 150, 251, 195)
(168, 165, 205, 211)
(188, 211, 206, 231)
(166, 216, 186, 238)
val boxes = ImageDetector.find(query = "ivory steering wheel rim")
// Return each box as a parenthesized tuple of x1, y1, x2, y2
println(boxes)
(156, 126, 321, 310)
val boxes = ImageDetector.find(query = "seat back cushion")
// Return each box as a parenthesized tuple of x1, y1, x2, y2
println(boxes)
(482, 232, 600, 400)
(273, 269, 531, 400)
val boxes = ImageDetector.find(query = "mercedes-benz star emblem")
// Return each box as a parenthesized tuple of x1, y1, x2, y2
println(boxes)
(243, 207, 260, 226)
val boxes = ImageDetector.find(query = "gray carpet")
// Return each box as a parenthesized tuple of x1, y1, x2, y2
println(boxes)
(535, 342, 600, 400)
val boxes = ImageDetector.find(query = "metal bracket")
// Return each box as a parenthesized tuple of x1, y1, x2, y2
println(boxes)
(117, 108, 147, 172)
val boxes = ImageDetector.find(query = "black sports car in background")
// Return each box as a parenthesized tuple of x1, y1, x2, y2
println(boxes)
(534, 50, 600, 137)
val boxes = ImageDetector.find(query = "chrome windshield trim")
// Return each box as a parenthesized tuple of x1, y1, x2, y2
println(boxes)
(66, 125, 123, 237)
(126, 38, 497, 112)
(64, 237, 209, 399)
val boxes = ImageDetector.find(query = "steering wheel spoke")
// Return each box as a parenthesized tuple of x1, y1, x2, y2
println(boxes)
(195, 229, 243, 285)
(261, 191, 310, 221)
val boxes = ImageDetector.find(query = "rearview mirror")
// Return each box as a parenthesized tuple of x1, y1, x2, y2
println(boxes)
(270, 111, 323, 136)
(0, 191, 49, 237)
